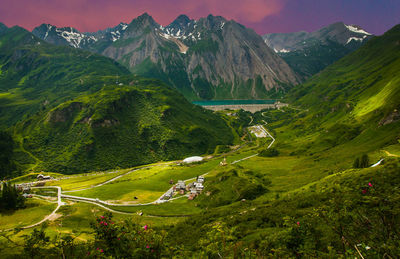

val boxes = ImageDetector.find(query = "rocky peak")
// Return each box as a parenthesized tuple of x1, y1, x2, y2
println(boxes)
(0, 22, 8, 34)
(129, 13, 158, 28)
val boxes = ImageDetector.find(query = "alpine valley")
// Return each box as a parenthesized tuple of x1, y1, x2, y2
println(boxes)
(0, 10, 399, 259)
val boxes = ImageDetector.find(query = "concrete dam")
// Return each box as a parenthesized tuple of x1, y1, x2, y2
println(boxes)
(192, 100, 288, 113)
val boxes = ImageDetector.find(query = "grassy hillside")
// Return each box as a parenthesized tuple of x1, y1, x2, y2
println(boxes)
(0, 26, 131, 128)
(16, 77, 233, 173)
(0, 27, 234, 174)
(275, 24, 400, 161)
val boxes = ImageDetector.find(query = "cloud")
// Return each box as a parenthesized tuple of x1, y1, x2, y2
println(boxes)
(182, 0, 285, 22)
(0, 0, 285, 31)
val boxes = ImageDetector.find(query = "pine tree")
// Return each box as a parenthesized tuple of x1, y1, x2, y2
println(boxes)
(353, 157, 360, 168)
(360, 154, 370, 168)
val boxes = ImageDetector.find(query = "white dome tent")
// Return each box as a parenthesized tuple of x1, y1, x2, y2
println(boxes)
(182, 156, 203, 164)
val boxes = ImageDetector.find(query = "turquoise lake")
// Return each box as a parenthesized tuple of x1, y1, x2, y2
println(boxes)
(192, 100, 276, 106)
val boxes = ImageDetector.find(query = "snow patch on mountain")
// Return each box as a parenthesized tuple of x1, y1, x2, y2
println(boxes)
(346, 36, 364, 44)
(345, 25, 371, 35)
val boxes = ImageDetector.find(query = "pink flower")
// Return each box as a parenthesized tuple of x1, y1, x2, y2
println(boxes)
(100, 221, 104, 224)
(296, 221, 300, 226)
(362, 189, 367, 194)
(96, 248, 100, 250)
(143, 224, 148, 230)
(146, 245, 150, 249)
(100, 216, 105, 219)
(104, 222, 108, 226)
(100, 249, 104, 253)
(368, 182, 373, 187)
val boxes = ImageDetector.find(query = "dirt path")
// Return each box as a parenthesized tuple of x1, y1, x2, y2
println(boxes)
(1, 186, 64, 232)
(21, 186, 64, 229)
(384, 150, 400, 157)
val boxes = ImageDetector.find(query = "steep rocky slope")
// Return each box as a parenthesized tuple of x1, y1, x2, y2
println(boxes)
(33, 14, 300, 100)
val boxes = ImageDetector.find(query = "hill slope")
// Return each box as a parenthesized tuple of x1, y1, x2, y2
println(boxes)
(264, 22, 373, 80)
(275, 23, 400, 162)
(0, 26, 130, 128)
(0, 27, 234, 174)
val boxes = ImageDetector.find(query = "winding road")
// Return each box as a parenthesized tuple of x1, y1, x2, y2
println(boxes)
(4, 122, 276, 229)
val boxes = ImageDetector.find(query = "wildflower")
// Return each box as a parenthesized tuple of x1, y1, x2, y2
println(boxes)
(296, 221, 300, 226)
(104, 222, 108, 226)
(362, 189, 367, 194)
(96, 248, 100, 250)
(365, 246, 371, 250)
(100, 221, 104, 225)
(100, 215, 105, 219)
(143, 224, 148, 230)
(146, 245, 150, 249)
(100, 249, 104, 253)
(151, 249, 155, 253)
(368, 182, 373, 187)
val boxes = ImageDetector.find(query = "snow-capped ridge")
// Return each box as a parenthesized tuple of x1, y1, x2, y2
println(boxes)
(345, 24, 371, 35)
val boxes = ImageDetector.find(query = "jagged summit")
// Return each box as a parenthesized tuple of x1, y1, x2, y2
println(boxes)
(33, 13, 300, 100)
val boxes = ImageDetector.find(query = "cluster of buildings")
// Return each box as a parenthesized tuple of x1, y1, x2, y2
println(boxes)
(162, 176, 205, 201)
(37, 174, 52, 181)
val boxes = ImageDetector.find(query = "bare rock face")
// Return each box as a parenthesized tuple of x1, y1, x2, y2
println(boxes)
(33, 14, 301, 100)
(101, 14, 300, 99)
(47, 102, 83, 123)
(379, 109, 400, 126)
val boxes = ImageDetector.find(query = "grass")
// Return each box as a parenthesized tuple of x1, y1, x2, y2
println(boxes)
(0, 199, 57, 230)
(43, 168, 132, 191)
(108, 197, 203, 216)
(70, 160, 221, 202)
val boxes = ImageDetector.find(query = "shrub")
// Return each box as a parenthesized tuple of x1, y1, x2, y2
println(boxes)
(259, 148, 280, 157)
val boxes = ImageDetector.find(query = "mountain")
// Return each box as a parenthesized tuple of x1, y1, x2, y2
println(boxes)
(0, 22, 7, 34)
(0, 27, 234, 173)
(32, 22, 129, 52)
(0, 26, 130, 127)
(263, 22, 373, 80)
(285, 23, 400, 155)
(33, 14, 300, 100)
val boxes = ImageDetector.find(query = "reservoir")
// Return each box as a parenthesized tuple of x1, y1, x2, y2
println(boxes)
(192, 100, 287, 113)
(193, 100, 276, 106)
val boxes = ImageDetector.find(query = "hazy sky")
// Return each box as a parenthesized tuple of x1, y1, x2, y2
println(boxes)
(0, 0, 399, 35)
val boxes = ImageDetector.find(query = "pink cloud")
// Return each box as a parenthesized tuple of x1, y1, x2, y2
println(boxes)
(0, 0, 285, 32)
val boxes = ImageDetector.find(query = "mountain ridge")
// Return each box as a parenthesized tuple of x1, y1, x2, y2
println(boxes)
(263, 22, 373, 80)
(31, 13, 300, 100)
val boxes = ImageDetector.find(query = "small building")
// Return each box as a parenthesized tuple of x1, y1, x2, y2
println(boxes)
(186, 182, 195, 191)
(37, 174, 52, 181)
(175, 180, 186, 190)
(188, 193, 197, 200)
(220, 157, 228, 166)
(197, 176, 205, 184)
(194, 182, 204, 192)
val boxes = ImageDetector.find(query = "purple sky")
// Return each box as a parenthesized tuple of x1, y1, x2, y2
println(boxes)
(0, 0, 399, 35)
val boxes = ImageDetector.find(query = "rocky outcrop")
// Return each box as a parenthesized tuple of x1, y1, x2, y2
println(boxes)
(379, 109, 400, 126)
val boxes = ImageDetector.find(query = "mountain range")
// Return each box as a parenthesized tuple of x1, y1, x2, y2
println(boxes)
(0, 25, 234, 173)
(263, 22, 373, 79)
(33, 14, 300, 100)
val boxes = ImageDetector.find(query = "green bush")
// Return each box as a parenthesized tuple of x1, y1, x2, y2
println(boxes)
(259, 148, 280, 157)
